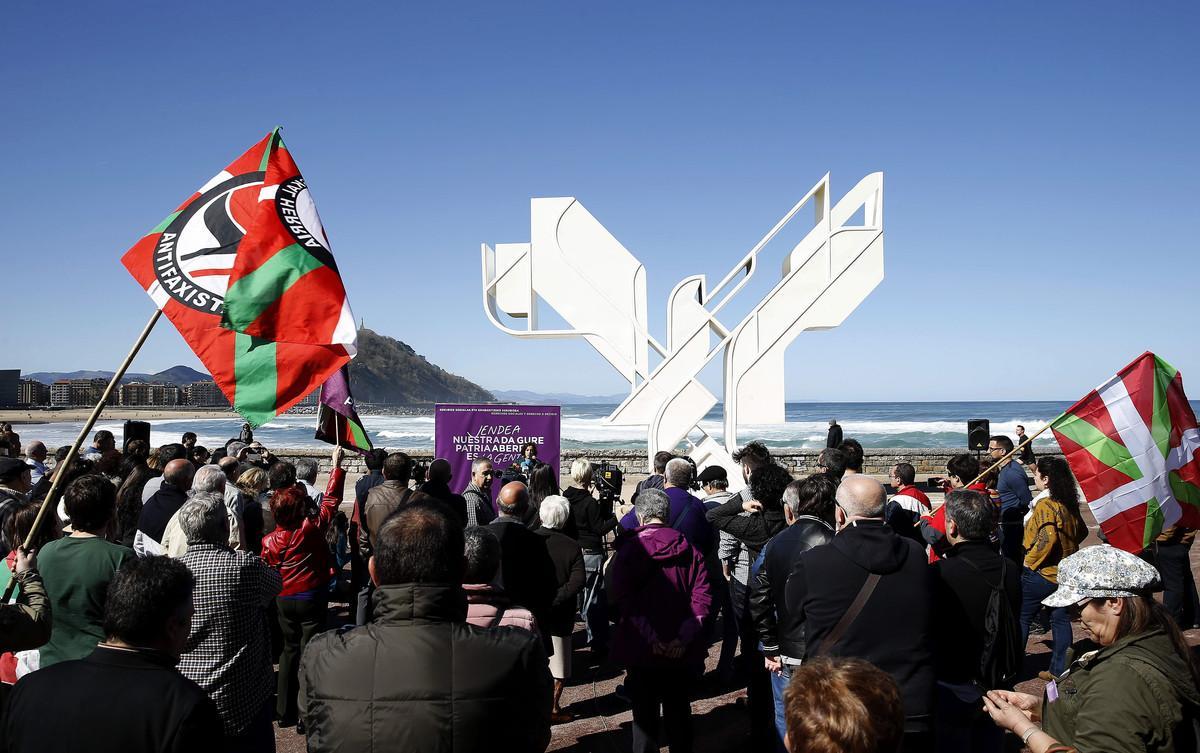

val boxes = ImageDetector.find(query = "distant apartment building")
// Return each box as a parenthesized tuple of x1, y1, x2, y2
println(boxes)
(17, 379, 50, 406)
(118, 382, 182, 407)
(184, 380, 230, 407)
(0, 370, 19, 407)
(50, 378, 114, 407)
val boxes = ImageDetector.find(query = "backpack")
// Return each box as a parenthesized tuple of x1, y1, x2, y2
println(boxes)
(962, 556, 1021, 688)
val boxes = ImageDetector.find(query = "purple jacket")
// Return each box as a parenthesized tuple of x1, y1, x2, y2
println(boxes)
(608, 523, 712, 668)
(620, 486, 713, 555)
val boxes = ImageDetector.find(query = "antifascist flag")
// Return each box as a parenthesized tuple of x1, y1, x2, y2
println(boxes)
(121, 129, 353, 426)
(1050, 353, 1200, 553)
(220, 129, 357, 350)
(314, 365, 372, 453)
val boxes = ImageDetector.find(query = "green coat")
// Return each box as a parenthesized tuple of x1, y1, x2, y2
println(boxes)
(0, 569, 51, 653)
(1042, 627, 1200, 753)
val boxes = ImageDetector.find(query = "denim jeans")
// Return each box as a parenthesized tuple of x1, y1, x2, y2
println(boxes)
(769, 663, 795, 752)
(1019, 568, 1071, 676)
(581, 551, 609, 650)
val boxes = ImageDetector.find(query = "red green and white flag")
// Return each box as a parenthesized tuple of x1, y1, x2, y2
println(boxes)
(121, 129, 355, 426)
(1050, 353, 1200, 553)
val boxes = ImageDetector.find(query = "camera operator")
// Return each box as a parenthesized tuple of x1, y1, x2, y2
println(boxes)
(631, 451, 674, 504)
(564, 458, 618, 658)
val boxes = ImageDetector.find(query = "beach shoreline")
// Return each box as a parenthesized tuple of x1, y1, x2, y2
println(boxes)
(2, 401, 1078, 454)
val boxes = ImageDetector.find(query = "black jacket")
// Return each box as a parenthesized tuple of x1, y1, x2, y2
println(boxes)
(299, 584, 552, 753)
(417, 480, 468, 527)
(749, 516, 834, 660)
(5, 646, 223, 753)
(536, 527, 586, 635)
(784, 519, 935, 725)
(630, 474, 664, 504)
(704, 495, 787, 561)
(826, 424, 843, 448)
(489, 517, 558, 649)
(137, 482, 189, 544)
(564, 486, 617, 553)
(932, 540, 1022, 685)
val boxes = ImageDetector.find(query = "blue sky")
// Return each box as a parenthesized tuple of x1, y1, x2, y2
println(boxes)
(3, 3, 1196, 401)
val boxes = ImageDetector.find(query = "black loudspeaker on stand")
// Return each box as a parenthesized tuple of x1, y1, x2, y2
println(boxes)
(123, 420, 151, 451)
(967, 419, 990, 452)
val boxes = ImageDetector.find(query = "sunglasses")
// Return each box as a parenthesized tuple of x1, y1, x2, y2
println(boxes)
(1067, 598, 1095, 618)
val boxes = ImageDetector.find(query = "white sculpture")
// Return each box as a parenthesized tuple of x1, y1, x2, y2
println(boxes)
(481, 173, 884, 491)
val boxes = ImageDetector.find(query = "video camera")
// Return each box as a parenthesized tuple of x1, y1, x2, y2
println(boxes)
(591, 461, 624, 508)
(680, 455, 701, 492)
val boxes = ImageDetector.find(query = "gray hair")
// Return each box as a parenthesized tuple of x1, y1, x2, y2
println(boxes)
(294, 458, 319, 484)
(463, 526, 501, 584)
(635, 487, 671, 524)
(570, 458, 593, 487)
(470, 457, 493, 474)
(665, 457, 693, 488)
(704, 476, 729, 491)
(178, 491, 229, 545)
(539, 495, 571, 530)
(782, 480, 802, 517)
(945, 490, 995, 541)
(192, 464, 227, 495)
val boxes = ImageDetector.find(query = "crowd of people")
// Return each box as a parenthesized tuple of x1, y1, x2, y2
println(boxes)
(0, 422, 1197, 753)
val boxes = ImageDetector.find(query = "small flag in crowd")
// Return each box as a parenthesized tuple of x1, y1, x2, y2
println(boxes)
(1050, 352, 1200, 553)
(121, 128, 355, 427)
(314, 365, 372, 453)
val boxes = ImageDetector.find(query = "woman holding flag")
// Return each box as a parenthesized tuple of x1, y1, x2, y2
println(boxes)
(262, 446, 346, 732)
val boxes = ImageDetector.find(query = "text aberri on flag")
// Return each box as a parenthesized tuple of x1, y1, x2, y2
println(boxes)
(121, 128, 357, 427)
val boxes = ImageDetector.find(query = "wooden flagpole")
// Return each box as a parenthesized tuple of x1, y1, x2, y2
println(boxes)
(967, 418, 1061, 487)
(3, 309, 162, 602)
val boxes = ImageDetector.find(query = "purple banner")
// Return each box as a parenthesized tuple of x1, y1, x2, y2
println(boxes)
(434, 404, 562, 495)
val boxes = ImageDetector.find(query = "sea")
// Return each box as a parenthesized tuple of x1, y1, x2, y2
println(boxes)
(17, 400, 1176, 453)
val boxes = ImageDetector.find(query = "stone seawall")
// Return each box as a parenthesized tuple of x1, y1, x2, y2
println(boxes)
(275, 447, 1061, 477)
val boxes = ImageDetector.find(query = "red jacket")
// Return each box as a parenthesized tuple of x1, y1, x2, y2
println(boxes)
(262, 467, 344, 596)
(893, 484, 931, 511)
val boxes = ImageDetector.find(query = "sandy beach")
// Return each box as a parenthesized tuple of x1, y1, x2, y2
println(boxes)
(0, 408, 242, 425)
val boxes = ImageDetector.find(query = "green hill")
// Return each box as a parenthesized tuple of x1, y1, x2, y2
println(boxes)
(350, 328, 494, 405)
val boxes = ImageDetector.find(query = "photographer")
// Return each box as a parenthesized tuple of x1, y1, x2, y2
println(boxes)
(564, 458, 618, 657)
(237, 442, 274, 471)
